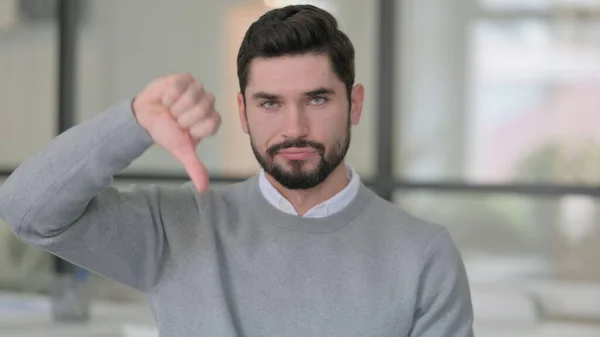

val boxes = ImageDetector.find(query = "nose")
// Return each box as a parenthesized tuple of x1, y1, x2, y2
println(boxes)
(282, 105, 309, 139)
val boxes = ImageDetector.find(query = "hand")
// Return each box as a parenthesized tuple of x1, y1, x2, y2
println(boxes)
(132, 73, 221, 193)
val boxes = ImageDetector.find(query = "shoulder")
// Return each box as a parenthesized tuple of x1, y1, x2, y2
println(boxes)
(363, 191, 447, 246)
(354, 189, 462, 265)
(196, 178, 254, 203)
(177, 178, 256, 219)
(362, 192, 465, 275)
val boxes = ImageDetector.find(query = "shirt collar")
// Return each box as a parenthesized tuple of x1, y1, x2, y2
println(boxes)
(258, 165, 361, 218)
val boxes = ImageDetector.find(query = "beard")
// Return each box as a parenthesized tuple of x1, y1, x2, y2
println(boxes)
(250, 127, 351, 190)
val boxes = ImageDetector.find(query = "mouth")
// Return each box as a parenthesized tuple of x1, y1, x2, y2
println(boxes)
(277, 147, 318, 160)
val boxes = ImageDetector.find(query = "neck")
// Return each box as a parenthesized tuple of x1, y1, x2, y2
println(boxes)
(266, 163, 350, 216)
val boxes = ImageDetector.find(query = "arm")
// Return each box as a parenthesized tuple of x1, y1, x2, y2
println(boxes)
(409, 229, 474, 337)
(0, 100, 197, 292)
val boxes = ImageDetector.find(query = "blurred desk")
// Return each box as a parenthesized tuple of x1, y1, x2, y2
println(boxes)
(475, 324, 600, 337)
(0, 292, 155, 337)
(471, 278, 600, 337)
(3, 286, 600, 337)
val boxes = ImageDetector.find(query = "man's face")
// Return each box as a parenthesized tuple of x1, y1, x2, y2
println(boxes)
(238, 54, 364, 190)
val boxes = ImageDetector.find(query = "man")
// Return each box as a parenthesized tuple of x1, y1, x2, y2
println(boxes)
(0, 5, 473, 337)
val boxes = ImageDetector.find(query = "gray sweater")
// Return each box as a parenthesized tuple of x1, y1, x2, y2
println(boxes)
(0, 100, 474, 337)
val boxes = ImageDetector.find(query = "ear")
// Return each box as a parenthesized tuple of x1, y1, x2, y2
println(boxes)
(350, 84, 364, 126)
(237, 92, 249, 134)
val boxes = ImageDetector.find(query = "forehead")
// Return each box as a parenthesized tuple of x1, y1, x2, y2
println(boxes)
(246, 54, 340, 94)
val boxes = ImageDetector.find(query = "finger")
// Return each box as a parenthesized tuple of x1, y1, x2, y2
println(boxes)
(162, 73, 194, 108)
(176, 93, 215, 129)
(188, 112, 221, 141)
(170, 82, 206, 117)
(171, 144, 209, 193)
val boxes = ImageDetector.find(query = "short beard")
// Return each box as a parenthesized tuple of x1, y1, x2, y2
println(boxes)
(250, 126, 351, 190)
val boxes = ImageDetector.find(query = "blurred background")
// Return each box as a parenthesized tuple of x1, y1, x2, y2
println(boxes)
(1, 0, 600, 336)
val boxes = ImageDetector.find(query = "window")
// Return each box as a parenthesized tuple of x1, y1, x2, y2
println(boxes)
(395, 191, 600, 282)
(394, 0, 600, 329)
(395, 0, 600, 185)
(75, 0, 379, 179)
(468, 19, 600, 184)
(480, 0, 600, 11)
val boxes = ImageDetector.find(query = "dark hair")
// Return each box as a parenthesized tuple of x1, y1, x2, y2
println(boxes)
(237, 4, 355, 99)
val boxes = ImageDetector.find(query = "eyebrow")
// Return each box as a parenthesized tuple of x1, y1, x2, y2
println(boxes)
(250, 87, 336, 101)
(304, 87, 336, 97)
(251, 92, 280, 101)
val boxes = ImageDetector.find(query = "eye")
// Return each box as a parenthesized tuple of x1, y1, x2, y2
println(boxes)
(309, 96, 328, 105)
(261, 101, 280, 109)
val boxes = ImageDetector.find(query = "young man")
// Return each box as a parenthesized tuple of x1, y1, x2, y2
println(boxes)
(0, 5, 473, 337)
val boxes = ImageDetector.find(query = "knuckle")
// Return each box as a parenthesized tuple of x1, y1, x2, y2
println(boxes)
(191, 84, 205, 102)
(177, 112, 195, 128)
(182, 89, 197, 104)
(178, 72, 193, 82)
(171, 96, 191, 115)
(177, 116, 188, 129)
(194, 82, 205, 93)
(173, 74, 193, 90)
(192, 104, 208, 119)
(208, 114, 221, 134)
(169, 85, 186, 100)
(164, 89, 180, 101)
(206, 92, 215, 105)
(189, 124, 206, 139)
(198, 92, 214, 110)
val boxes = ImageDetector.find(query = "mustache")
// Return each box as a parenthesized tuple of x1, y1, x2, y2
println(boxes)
(267, 139, 325, 157)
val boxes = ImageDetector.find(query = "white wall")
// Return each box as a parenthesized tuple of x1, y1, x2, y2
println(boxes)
(75, 0, 232, 175)
(0, 25, 57, 168)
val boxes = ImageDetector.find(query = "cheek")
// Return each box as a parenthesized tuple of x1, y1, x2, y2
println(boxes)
(311, 116, 347, 144)
(248, 121, 279, 150)
(248, 111, 292, 144)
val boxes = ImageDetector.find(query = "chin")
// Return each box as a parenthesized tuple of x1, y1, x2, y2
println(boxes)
(284, 160, 320, 172)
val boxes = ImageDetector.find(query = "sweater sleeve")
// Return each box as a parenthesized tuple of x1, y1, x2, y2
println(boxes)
(408, 229, 474, 337)
(0, 100, 198, 292)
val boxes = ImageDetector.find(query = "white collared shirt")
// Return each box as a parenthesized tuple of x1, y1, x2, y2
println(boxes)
(258, 165, 360, 218)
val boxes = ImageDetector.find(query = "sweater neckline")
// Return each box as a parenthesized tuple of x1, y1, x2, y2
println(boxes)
(244, 175, 375, 234)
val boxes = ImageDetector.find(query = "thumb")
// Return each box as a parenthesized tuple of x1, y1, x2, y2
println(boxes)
(171, 144, 209, 193)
